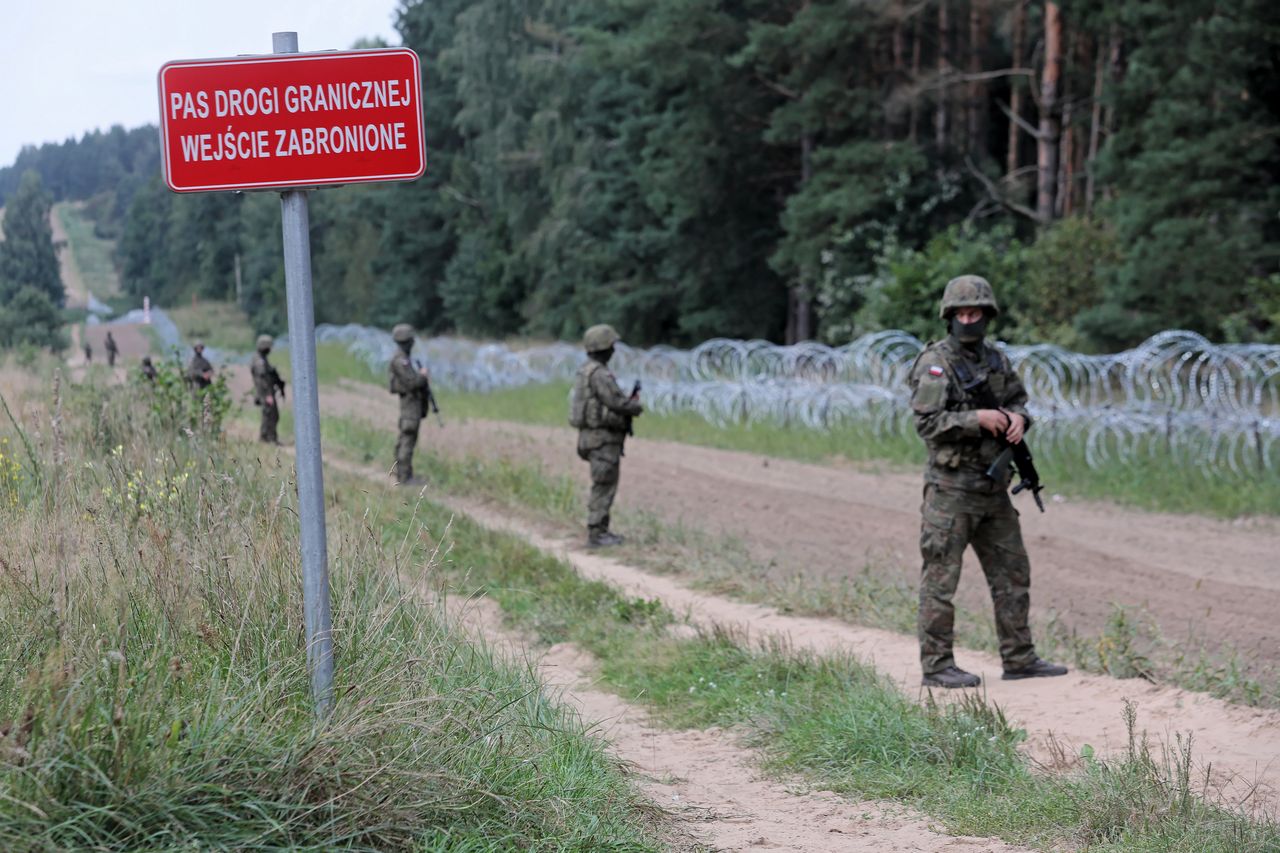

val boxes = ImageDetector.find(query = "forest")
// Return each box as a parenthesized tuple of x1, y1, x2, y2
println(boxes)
(1, 0, 1277, 350)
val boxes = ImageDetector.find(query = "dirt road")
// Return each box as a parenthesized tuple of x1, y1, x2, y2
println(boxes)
(450, 593, 1032, 852)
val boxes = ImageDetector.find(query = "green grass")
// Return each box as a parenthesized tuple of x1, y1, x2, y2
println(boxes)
(55, 202, 120, 297)
(436, 380, 1280, 518)
(167, 299, 257, 352)
(365, 481, 1280, 852)
(0, 375, 667, 850)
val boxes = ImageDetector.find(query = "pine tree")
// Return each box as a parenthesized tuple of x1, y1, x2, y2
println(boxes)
(0, 171, 63, 308)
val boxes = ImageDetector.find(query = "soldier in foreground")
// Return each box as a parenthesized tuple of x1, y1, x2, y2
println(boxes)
(907, 275, 1067, 688)
(140, 356, 157, 383)
(569, 324, 642, 547)
(250, 335, 286, 445)
(105, 331, 119, 367)
(187, 341, 213, 389)
(387, 323, 432, 485)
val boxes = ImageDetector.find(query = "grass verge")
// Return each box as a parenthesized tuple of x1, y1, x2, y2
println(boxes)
(0, 374, 666, 850)
(366, 478, 1280, 852)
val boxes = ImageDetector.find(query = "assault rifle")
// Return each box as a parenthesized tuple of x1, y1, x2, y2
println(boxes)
(413, 359, 443, 426)
(963, 375, 1045, 512)
(626, 380, 641, 437)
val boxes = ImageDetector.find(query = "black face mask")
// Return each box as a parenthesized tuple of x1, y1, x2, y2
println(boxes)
(949, 314, 989, 345)
(398, 339, 413, 354)
(592, 346, 615, 364)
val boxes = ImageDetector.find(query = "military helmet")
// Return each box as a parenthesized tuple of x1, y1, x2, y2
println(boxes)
(582, 324, 620, 352)
(391, 323, 415, 343)
(939, 275, 1000, 319)
(256, 334, 273, 351)
(193, 340, 205, 350)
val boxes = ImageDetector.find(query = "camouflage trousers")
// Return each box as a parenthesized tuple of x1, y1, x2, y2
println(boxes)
(259, 401, 279, 444)
(584, 442, 622, 530)
(395, 416, 420, 482)
(918, 483, 1036, 674)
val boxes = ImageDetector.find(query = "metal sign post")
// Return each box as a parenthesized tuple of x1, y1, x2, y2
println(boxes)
(157, 34, 426, 718)
(274, 31, 333, 716)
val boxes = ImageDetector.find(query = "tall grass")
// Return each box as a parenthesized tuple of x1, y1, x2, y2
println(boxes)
(0, 374, 664, 850)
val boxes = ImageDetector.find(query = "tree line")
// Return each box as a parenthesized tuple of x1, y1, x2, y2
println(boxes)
(3, 0, 1277, 351)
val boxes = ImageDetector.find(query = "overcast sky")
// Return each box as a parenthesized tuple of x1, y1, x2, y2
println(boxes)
(0, 0, 402, 168)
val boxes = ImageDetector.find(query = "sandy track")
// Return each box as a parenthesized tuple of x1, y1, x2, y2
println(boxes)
(447, 594, 1032, 852)
(50, 203, 87, 310)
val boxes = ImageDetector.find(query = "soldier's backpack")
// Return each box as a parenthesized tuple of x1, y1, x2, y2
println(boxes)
(568, 363, 595, 429)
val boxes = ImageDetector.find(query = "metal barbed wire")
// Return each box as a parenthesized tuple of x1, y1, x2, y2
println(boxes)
(275, 324, 1279, 478)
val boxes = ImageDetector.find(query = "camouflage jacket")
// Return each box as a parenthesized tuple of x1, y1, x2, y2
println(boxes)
(570, 360, 642, 450)
(388, 353, 429, 421)
(908, 336, 1034, 493)
(187, 354, 213, 388)
(250, 353, 284, 404)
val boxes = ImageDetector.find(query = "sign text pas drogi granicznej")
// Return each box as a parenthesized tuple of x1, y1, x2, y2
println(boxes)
(157, 48, 425, 192)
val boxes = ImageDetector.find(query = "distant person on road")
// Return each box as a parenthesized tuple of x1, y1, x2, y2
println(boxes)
(83, 341, 92, 363)
(140, 356, 157, 383)
(186, 341, 213, 389)
(105, 331, 119, 367)
(569, 324, 642, 548)
(907, 275, 1067, 689)
(250, 335, 286, 445)
(387, 323, 431, 485)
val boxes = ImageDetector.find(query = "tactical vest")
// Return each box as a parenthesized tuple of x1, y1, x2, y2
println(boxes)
(569, 361, 627, 432)
(914, 341, 1011, 488)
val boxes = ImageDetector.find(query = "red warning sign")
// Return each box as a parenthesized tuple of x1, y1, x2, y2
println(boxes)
(158, 48, 425, 192)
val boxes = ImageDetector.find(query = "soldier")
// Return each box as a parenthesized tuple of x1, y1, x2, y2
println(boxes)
(187, 341, 213, 389)
(569, 324, 642, 547)
(908, 275, 1067, 689)
(250, 334, 286, 445)
(105, 331, 119, 367)
(140, 356, 157, 383)
(387, 323, 431, 485)
(83, 341, 92, 363)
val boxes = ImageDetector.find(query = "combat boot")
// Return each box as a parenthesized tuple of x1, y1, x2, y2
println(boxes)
(588, 527, 624, 548)
(1002, 658, 1068, 680)
(921, 666, 981, 689)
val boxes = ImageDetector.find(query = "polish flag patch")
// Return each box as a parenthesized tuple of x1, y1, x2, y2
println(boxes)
(928, 365, 945, 377)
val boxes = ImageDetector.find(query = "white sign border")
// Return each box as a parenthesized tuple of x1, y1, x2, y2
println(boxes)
(157, 47, 426, 193)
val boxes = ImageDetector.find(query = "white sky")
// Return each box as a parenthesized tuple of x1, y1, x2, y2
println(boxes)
(0, 0, 402, 168)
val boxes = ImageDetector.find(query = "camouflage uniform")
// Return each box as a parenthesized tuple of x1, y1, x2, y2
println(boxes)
(187, 345, 213, 389)
(388, 324, 429, 483)
(570, 325, 641, 544)
(250, 335, 285, 444)
(909, 276, 1041, 679)
(105, 332, 119, 367)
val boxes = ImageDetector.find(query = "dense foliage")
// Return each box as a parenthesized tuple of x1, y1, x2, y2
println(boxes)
(0, 172, 64, 349)
(2, 0, 1276, 349)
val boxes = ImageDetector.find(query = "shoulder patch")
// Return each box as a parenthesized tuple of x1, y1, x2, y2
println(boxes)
(928, 365, 944, 377)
